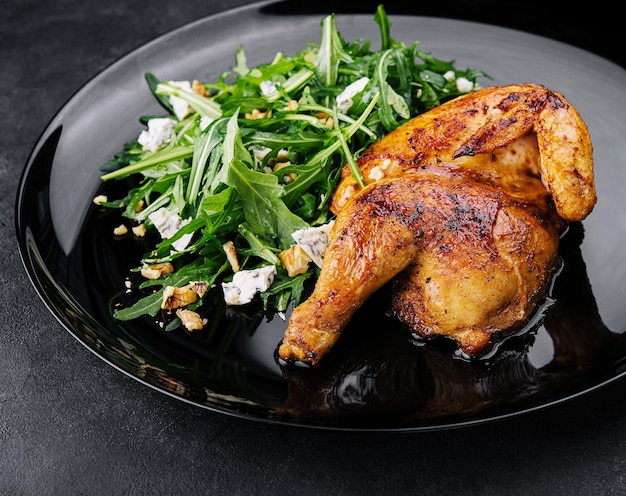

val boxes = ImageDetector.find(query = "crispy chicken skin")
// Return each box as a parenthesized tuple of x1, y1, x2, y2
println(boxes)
(331, 84, 596, 221)
(278, 84, 596, 365)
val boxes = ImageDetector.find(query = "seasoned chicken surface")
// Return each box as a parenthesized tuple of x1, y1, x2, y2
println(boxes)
(278, 84, 596, 365)
(330, 84, 596, 221)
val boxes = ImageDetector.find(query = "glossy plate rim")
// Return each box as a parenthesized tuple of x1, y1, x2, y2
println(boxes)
(15, 0, 626, 432)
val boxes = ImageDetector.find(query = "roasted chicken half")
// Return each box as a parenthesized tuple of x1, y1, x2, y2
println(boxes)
(278, 84, 596, 365)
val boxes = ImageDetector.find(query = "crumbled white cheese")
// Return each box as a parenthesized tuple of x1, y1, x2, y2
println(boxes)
(148, 207, 181, 239)
(336, 77, 369, 113)
(168, 80, 193, 120)
(368, 165, 385, 181)
(148, 207, 194, 251)
(222, 265, 277, 306)
(260, 80, 277, 97)
(291, 220, 335, 268)
(456, 77, 474, 93)
(199, 115, 213, 131)
(443, 70, 456, 82)
(443, 72, 473, 93)
(137, 118, 176, 153)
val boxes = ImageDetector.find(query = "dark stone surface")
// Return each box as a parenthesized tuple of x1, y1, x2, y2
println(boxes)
(2, 0, 625, 494)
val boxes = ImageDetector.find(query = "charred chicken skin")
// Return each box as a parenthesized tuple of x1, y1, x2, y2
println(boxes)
(278, 84, 596, 365)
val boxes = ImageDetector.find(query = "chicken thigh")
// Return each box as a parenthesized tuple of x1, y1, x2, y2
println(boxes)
(278, 84, 596, 365)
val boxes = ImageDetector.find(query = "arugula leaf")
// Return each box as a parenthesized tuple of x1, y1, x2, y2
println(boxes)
(145, 72, 173, 113)
(314, 13, 353, 88)
(374, 4, 393, 50)
(186, 117, 226, 203)
(226, 158, 308, 249)
(232, 45, 249, 77)
(101, 144, 194, 181)
(113, 258, 226, 320)
(156, 81, 222, 119)
(237, 223, 281, 265)
(99, 6, 489, 325)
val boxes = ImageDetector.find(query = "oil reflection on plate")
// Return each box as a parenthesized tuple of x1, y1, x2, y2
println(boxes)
(274, 223, 626, 428)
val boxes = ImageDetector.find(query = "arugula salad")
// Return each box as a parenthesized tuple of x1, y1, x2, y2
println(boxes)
(97, 5, 488, 332)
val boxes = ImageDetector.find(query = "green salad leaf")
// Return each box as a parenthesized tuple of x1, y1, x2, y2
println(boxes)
(98, 4, 490, 326)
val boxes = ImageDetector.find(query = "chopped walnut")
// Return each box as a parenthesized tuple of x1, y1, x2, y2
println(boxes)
(113, 224, 128, 236)
(267, 149, 290, 166)
(315, 112, 334, 129)
(132, 223, 146, 238)
(177, 309, 204, 331)
(190, 281, 209, 298)
(245, 108, 271, 120)
(161, 284, 198, 309)
(135, 199, 145, 213)
(222, 240, 240, 273)
(192, 79, 207, 96)
(279, 245, 312, 277)
(285, 99, 299, 111)
(273, 161, 297, 184)
(93, 195, 108, 206)
(141, 262, 174, 280)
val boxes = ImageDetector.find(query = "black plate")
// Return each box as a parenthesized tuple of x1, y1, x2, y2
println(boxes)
(15, 0, 626, 431)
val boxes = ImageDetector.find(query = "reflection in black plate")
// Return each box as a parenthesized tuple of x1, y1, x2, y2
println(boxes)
(15, 0, 626, 431)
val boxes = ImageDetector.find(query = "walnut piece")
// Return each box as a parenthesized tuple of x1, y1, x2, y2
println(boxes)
(141, 262, 174, 280)
(93, 195, 108, 205)
(190, 281, 209, 298)
(279, 245, 312, 277)
(113, 224, 128, 236)
(222, 240, 240, 273)
(132, 223, 147, 238)
(161, 284, 198, 309)
(176, 309, 204, 331)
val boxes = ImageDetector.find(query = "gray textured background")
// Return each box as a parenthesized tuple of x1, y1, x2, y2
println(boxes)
(3, 0, 625, 494)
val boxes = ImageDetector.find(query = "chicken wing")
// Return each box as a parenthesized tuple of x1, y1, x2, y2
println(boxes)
(278, 84, 595, 365)
(331, 84, 595, 222)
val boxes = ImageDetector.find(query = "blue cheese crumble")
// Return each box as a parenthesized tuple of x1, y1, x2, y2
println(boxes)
(168, 80, 193, 120)
(291, 220, 335, 268)
(148, 207, 194, 252)
(137, 118, 176, 153)
(336, 77, 369, 113)
(259, 80, 277, 97)
(222, 265, 277, 306)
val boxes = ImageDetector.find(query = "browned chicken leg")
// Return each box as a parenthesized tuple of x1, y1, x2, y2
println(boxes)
(278, 84, 596, 365)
